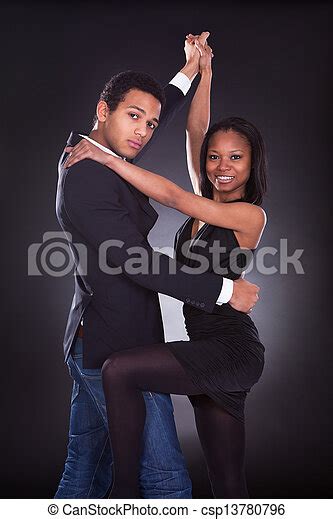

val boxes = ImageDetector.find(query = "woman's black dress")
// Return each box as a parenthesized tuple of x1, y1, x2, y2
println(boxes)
(166, 214, 265, 423)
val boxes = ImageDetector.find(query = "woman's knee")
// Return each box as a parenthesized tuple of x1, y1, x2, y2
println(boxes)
(101, 351, 134, 385)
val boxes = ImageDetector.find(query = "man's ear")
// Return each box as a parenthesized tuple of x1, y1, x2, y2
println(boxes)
(96, 100, 109, 122)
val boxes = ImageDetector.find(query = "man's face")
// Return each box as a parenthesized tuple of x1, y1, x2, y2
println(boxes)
(97, 88, 161, 159)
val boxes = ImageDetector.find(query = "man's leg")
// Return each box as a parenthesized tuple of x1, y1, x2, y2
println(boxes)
(54, 339, 112, 498)
(140, 392, 192, 498)
(56, 338, 191, 498)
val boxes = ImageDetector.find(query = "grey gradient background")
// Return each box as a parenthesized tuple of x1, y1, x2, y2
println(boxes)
(1, 1, 332, 498)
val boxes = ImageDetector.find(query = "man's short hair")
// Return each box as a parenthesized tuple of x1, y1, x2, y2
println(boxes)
(92, 70, 166, 126)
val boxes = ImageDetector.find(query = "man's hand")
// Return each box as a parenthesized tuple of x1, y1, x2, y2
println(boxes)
(184, 31, 210, 63)
(229, 278, 260, 314)
(180, 31, 210, 80)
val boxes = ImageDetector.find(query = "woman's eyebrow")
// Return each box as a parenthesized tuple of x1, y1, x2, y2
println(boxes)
(208, 148, 244, 153)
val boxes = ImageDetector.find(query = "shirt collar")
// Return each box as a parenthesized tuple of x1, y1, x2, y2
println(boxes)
(78, 134, 127, 161)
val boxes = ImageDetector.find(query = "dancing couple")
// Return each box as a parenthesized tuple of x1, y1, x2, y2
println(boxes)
(56, 31, 267, 499)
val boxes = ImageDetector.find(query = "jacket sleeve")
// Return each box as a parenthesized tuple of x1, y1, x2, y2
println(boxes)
(63, 159, 223, 313)
(134, 83, 188, 163)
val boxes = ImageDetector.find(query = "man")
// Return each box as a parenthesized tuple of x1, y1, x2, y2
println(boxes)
(55, 34, 259, 499)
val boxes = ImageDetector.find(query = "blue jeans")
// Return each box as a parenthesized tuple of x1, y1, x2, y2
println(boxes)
(55, 338, 192, 498)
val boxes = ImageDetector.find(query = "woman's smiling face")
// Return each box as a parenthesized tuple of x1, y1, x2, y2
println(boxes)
(205, 129, 252, 201)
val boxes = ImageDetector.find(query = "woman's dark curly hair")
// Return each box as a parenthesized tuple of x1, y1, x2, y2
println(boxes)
(92, 70, 166, 126)
(199, 117, 268, 205)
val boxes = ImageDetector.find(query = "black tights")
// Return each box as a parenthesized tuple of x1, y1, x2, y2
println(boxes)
(102, 343, 248, 498)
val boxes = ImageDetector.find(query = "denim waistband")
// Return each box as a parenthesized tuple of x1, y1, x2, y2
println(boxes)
(72, 337, 83, 358)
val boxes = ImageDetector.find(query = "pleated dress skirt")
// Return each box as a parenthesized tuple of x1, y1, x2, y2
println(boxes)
(166, 303, 265, 423)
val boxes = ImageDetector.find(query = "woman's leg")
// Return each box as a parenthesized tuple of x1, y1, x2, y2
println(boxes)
(101, 343, 201, 498)
(189, 395, 248, 498)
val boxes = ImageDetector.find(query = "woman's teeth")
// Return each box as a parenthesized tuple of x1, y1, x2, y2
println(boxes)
(216, 175, 235, 183)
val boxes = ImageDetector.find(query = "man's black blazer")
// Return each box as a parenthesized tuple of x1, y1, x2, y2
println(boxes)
(56, 84, 224, 368)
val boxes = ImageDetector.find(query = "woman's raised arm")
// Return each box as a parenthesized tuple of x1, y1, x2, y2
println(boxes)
(186, 38, 213, 195)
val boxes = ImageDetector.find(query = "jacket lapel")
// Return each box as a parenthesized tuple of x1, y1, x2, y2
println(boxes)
(125, 182, 158, 221)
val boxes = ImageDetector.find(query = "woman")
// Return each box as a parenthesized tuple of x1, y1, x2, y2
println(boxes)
(65, 40, 267, 498)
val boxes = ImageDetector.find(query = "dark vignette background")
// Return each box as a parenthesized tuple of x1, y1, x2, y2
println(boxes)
(1, 0, 332, 498)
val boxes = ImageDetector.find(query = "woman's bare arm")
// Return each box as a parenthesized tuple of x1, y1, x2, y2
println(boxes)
(186, 39, 213, 195)
(186, 70, 212, 194)
(65, 141, 266, 247)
